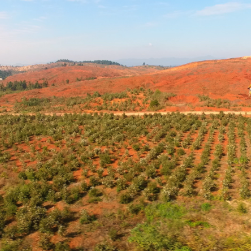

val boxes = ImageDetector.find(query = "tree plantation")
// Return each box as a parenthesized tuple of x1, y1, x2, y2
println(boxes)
(0, 112, 251, 250)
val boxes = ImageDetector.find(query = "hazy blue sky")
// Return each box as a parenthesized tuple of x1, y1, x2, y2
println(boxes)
(1, 0, 251, 65)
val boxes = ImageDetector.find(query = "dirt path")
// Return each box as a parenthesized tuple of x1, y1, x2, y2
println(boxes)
(111, 111, 251, 116)
(3, 110, 251, 116)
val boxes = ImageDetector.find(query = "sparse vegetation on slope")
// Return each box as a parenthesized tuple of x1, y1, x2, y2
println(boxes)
(12, 88, 176, 113)
(2, 57, 251, 112)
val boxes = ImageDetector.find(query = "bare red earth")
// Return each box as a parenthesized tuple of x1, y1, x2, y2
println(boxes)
(3, 64, 163, 87)
(2, 57, 251, 109)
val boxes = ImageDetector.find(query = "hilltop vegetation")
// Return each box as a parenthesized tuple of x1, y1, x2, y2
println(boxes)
(0, 112, 251, 250)
(56, 59, 121, 66)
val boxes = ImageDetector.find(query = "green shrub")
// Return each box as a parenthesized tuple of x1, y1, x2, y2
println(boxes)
(150, 99, 159, 108)
(81, 181, 89, 191)
(116, 178, 127, 192)
(132, 175, 148, 191)
(128, 222, 191, 251)
(100, 153, 112, 167)
(39, 207, 72, 234)
(108, 228, 119, 241)
(89, 176, 100, 187)
(97, 168, 104, 178)
(146, 166, 157, 178)
(0, 240, 32, 251)
(177, 148, 186, 156)
(39, 216, 57, 234)
(0, 211, 5, 233)
(143, 182, 160, 201)
(119, 193, 132, 204)
(237, 203, 248, 214)
(88, 197, 102, 203)
(54, 242, 70, 251)
(128, 204, 142, 215)
(88, 188, 102, 197)
(5, 204, 18, 217)
(16, 206, 47, 234)
(25, 168, 36, 181)
(94, 242, 117, 251)
(18, 172, 27, 180)
(4, 187, 19, 206)
(102, 175, 115, 188)
(39, 234, 54, 250)
(80, 210, 96, 224)
(201, 203, 212, 212)
(161, 164, 172, 176)
(145, 203, 185, 222)
(132, 144, 141, 151)
(53, 175, 72, 190)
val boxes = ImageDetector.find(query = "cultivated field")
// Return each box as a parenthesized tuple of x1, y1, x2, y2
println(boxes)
(1, 112, 251, 250)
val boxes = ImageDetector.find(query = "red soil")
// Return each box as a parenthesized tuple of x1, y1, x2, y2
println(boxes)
(3, 64, 162, 87)
(2, 57, 251, 110)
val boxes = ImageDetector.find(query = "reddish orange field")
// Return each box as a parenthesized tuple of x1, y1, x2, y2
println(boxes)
(1, 57, 251, 112)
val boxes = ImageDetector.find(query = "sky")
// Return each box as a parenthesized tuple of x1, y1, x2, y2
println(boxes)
(1, 0, 251, 65)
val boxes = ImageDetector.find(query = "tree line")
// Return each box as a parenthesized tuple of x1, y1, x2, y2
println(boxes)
(56, 59, 121, 66)
(0, 70, 12, 80)
(0, 80, 48, 92)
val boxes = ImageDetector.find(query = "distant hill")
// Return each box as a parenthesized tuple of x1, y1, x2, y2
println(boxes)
(1, 57, 251, 107)
(117, 56, 216, 66)
(2, 64, 163, 88)
(0, 60, 122, 76)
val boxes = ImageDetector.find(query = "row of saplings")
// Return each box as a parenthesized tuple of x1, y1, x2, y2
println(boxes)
(0, 112, 230, 152)
(0, 178, 134, 250)
(0, 140, 193, 246)
(0, 113, 251, 247)
(0, 116, 247, 228)
(15, 143, 181, 204)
